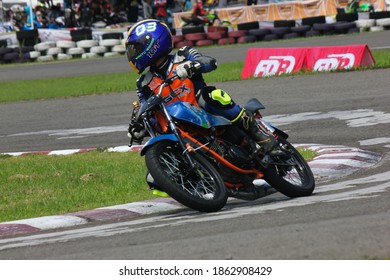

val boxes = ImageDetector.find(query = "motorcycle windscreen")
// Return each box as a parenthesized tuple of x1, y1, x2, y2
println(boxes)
(167, 102, 231, 128)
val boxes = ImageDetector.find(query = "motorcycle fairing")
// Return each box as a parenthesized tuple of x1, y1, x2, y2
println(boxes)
(167, 102, 231, 129)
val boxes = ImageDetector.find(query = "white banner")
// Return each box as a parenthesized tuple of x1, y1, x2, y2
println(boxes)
(1, 260, 389, 280)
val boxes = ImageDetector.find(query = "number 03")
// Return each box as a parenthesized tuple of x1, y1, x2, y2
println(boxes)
(135, 22, 157, 36)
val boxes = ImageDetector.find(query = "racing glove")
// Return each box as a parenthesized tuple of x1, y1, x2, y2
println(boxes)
(175, 61, 197, 80)
(128, 120, 146, 144)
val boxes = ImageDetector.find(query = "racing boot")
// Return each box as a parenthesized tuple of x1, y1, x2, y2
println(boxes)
(232, 109, 279, 158)
(146, 173, 169, 198)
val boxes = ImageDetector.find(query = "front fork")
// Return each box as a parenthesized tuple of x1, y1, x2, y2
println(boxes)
(160, 104, 199, 170)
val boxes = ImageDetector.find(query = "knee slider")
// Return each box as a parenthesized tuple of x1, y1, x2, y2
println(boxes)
(202, 87, 235, 109)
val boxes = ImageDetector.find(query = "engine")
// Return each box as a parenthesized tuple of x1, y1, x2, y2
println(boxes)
(206, 136, 255, 186)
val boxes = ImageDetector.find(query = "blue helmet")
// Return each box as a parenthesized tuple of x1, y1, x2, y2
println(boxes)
(125, 19, 173, 74)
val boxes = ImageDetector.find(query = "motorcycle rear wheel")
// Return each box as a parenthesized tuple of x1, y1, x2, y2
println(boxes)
(145, 141, 228, 212)
(262, 137, 315, 197)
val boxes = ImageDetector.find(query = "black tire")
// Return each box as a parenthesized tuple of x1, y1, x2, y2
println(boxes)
(70, 29, 93, 42)
(248, 28, 270, 38)
(145, 141, 228, 212)
(0, 48, 13, 57)
(237, 35, 257, 43)
(0, 40, 7, 48)
(3, 52, 19, 63)
(305, 30, 321, 37)
(283, 32, 300, 39)
(270, 27, 290, 37)
(263, 34, 279, 41)
(238, 21, 260, 30)
(348, 27, 360, 34)
(181, 26, 205, 35)
(291, 25, 311, 35)
(16, 29, 40, 46)
(369, 11, 390, 20)
(336, 12, 358, 22)
(334, 22, 356, 34)
(101, 32, 124, 40)
(312, 23, 334, 32)
(262, 137, 315, 198)
(301, 16, 326, 27)
(274, 20, 296, 28)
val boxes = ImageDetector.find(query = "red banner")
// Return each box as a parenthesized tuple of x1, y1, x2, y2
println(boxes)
(305, 45, 376, 71)
(241, 45, 375, 78)
(242, 48, 306, 78)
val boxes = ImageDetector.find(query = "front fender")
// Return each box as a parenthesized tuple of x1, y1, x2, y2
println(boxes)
(140, 134, 179, 156)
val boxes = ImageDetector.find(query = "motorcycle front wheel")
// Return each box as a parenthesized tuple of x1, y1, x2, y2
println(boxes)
(262, 137, 315, 198)
(145, 141, 228, 212)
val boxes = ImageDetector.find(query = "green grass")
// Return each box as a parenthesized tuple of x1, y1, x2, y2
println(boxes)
(0, 147, 316, 223)
(0, 49, 389, 103)
(0, 151, 153, 222)
(0, 62, 243, 103)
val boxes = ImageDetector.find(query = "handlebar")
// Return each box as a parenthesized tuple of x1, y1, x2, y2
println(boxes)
(156, 61, 202, 97)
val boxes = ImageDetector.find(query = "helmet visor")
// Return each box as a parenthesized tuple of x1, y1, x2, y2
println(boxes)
(126, 43, 143, 62)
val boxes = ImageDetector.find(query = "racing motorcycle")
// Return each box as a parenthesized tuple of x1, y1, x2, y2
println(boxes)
(128, 75, 315, 212)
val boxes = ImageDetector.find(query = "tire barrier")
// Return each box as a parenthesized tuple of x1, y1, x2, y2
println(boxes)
(1, 11, 390, 65)
(195, 39, 214, 46)
(172, 35, 184, 44)
(274, 20, 296, 28)
(376, 18, 390, 28)
(181, 26, 205, 35)
(291, 25, 311, 36)
(206, 31, 227, 40)
(369, 11, 390, 20)
(101, 32, 124, 40)
(236, 35, 257, 43)
(301, 16, 326, 27)
(16, 29, 40, 47)
(184, 33, 206, 41)
(237, 21, 260, 31)
(217, 37, 235, 45)
(207, 26, 228, 33)
(70, 28, 93, 42)
(270, 27, 291, 38)
(0, 40, 7, 48)
(336, 13, 358, 23)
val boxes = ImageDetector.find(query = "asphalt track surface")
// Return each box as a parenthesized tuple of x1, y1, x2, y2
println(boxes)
(0, 31, 389, 260)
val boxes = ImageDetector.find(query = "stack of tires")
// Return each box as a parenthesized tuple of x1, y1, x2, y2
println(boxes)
(233, 21, 258, 43)
(0, 45, 36, 64)
(334, 13, 359, 34)
(179, 26, 214, 48)
(270, 20, 298, 40)
(65, 30, 126, 59)
(4, 30, 128, 63)
(367, 11, 390, 32)
(0, 30, 40, 64)
(174, 25, 236, 48)
(206, 26, 230, 44)
(299, 15, 359, 37)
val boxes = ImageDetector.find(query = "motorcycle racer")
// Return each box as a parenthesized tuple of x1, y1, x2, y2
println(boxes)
(125, 19, 277, 174)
